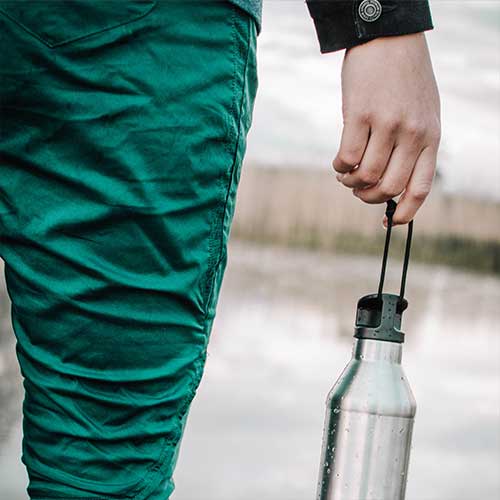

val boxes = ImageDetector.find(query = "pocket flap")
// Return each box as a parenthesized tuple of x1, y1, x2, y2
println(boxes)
(0, 0, 156, 48)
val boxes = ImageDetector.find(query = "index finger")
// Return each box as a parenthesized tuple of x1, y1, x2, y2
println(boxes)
(333, 119, 370, 174)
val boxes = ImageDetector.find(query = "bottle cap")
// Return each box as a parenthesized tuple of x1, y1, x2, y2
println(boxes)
(354, 293, 407, 343)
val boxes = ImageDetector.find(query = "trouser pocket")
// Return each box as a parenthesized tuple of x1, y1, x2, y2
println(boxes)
(0, 0, 156, 48)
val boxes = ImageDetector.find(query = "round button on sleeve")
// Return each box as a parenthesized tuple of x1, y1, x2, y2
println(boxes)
(358, 0, 382, 22)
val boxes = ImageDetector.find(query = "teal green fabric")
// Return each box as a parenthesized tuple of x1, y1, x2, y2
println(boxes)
(229, 0, 262, 32)
(0, 1, 258, 498)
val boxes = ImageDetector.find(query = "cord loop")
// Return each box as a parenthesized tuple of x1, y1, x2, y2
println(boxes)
(376, 200, 413, 307)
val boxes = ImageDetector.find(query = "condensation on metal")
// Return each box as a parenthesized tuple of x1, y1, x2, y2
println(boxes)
(316, 338, 417, 500)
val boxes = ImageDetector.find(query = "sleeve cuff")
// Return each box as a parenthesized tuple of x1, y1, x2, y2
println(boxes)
(306, 0, 434, 54)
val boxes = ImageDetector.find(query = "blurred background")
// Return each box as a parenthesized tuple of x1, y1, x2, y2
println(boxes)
(1, 1, 499, 499)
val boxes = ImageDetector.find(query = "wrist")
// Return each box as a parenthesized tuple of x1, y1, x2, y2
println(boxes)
(345, 31, 426, 54)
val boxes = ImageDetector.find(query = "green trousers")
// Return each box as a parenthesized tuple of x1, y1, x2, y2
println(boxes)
(0, 2, 257, 498)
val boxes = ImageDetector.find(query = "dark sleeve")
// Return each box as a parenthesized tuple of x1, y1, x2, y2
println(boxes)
(306, 0, 434, 53)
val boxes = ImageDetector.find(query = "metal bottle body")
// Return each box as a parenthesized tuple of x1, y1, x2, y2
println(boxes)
(317, 338, 417, 500)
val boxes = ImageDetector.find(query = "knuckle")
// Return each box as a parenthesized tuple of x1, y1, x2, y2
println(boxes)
(358, 169, 380, 186)
(354, 111, 371, 124)
(428, 125, 442, 144)
(379, 182, 403, 198)
(404, 120, 426, 140)
(394, 213, 412, 224)
(338, 149, 362, 167)
(379, 115, 401, 132)
(410, 183, 432, 202)
(333, 163, 352, 174)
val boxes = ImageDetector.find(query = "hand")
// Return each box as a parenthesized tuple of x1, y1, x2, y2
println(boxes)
(333, 33, 441, 225)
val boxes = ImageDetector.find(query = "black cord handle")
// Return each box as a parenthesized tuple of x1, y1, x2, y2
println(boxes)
(377, 200, 413, 306)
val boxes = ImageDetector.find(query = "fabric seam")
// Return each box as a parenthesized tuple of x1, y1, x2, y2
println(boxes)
(129, 8, 255, 500)
(200, 7, 240, 310)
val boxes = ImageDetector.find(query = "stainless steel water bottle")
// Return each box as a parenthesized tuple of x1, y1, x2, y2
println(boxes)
(317, 200, 416, 500)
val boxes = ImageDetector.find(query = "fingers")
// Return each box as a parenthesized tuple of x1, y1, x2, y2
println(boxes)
(352, 144, 419, 204)
(392, 146, 437, 225)
(332, 118, 370, 174)
(337, 128, 395, 189)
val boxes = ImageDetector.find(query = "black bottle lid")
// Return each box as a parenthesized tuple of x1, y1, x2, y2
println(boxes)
(354, 293, 407, 343)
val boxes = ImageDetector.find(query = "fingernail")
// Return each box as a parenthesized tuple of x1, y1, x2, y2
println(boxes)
(336, 173, 345, 182)
(353, 188, 359, 197)
(382, 216, 388, 228)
